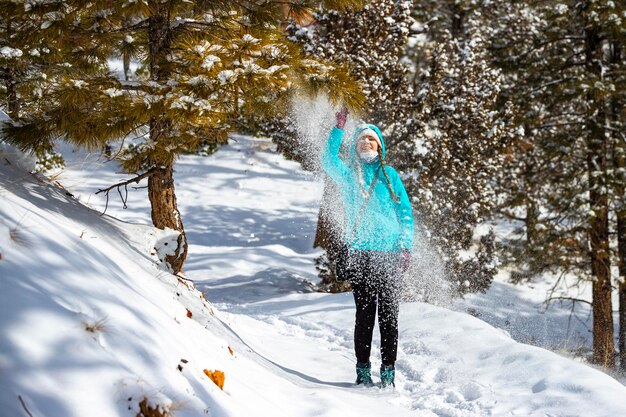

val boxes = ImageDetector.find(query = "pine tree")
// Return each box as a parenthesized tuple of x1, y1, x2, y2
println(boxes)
(2, 0, 365, 274)
(408, 37, 514, 294)
(0, 1, 98, 168)
(394, 1, 517, 295)
(284, 0, 514, 294)
(487, 0, 626, 368)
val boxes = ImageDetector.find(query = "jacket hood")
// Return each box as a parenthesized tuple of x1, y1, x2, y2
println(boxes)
(350, 124, 386, 162)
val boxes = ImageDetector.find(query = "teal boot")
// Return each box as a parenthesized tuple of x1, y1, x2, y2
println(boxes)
(380, 364, 395, 388)
(355, 362, 373, 385)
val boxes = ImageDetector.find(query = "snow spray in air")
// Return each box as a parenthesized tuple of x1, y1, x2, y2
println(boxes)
(289, 94, 452, 306)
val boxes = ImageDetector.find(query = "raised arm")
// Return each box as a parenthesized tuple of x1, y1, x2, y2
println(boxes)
(321, 127, 350, 182)
(320, 108, 350, 186)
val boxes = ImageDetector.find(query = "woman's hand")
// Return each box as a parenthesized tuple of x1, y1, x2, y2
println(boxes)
(335, 107, 348, 129)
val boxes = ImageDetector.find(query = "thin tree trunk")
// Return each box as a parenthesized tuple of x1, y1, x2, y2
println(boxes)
(450, 3, 467, 39)
(123, 16, 132, 81)
(146, 3, 188, 274)
(585, 27, 614, 368)
(617, 208, 626, 373)
(5, 22, 20, 119)
(525, 197, 538, 245)
(123, 51, 131, 81)
(5, 67, 19, 120)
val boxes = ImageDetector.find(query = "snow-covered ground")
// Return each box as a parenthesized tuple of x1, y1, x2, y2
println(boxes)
(1, 134, 626, 417)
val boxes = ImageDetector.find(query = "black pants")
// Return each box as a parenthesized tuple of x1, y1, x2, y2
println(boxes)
(347, 250, 401, 366)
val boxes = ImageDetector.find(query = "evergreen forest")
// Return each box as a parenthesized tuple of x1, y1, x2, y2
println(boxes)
(1, 0, 625, 373)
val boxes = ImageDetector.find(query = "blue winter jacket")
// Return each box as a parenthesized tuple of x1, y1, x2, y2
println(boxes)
(321, 125, 414, 252)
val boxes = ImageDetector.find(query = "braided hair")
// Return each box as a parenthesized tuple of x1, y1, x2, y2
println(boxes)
(377, 147, 399, 203)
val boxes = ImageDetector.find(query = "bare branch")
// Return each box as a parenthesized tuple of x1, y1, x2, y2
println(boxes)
(95, 168, 158, 196)
(547, 296, 593, 307)
(18, 395, 34, 417)
(95, 168, 159, 215)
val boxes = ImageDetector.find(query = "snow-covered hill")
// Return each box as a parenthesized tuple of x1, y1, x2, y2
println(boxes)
(1, 136, 626, 417)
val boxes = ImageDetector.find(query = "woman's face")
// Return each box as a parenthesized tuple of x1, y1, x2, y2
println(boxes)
(357, 134, 379, 153)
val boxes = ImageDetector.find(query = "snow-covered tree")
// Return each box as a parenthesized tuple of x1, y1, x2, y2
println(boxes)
(487, 0, 626, 369)
(280, 0, 514, 294)
(2, 0, 365, 274)
(392, 1, 517, 295)
(407, 39, 514, 295)
(0, 0, 77, 168)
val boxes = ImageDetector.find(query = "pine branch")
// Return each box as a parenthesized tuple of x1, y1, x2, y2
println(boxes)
(118, 18, 150, 32)
(508, 35, 585, 60)
(527, 77, 575, 95)
(537, 121, 586, 130)
(174, 21, 231, 32)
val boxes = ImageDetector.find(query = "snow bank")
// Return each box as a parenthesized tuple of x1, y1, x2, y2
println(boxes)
(0, 162, 279, 417)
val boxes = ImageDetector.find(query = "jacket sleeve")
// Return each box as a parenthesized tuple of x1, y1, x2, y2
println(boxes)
(321, 126, 350, 187)
(392, 171, 414, 250)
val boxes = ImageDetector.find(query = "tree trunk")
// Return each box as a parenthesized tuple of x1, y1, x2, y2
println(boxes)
(450, 3, 467, 39)
(123, 51, 131, 81)
(313, 178, 341, 250)
(610, 40, 625, 372)
(585, 28, 614, 368)
(146, 3, 188, 274)
(148, 160, 188, 273)
(148, 4, 171, 81)
(5, 22, 20, 119)
(617, 208, 626, 373)
(525, 197, 538, 245)
(314, 178, 350, 292)
(589, 191, 614, 368)
(5, 67, 19, 120)
(122, 16, 132, 81)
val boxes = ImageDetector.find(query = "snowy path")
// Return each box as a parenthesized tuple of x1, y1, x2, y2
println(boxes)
(6, 134, 623, 417)
(167, 136, 495, 415)
(170, 137, 468, 415)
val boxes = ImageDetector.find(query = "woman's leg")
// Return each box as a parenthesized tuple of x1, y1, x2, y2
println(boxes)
(378, 284, 399, 366)
(375, 252, 401, 366)
(350, 252, 377, 364)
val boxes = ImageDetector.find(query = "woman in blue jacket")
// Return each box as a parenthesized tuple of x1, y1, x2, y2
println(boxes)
(321, 109, 414, 388)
